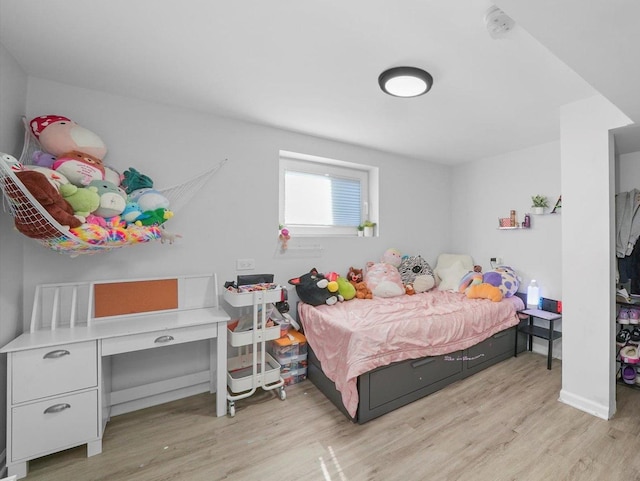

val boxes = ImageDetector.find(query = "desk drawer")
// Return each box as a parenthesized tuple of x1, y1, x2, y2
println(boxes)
(11, 342, 98, 404)
(102, 323, 218, 356)
(11, 390, 98, 462)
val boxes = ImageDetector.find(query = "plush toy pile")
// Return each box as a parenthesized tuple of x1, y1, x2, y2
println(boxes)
(1, 115, 179, 249)
(458, 265, 520, 302)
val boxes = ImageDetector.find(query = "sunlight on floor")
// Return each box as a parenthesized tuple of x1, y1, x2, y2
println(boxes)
(319, 446, 348, 481)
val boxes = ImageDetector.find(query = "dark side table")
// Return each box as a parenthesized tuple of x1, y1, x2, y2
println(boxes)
(515, 308, 562, 370)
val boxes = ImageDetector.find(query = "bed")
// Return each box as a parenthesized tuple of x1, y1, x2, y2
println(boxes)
(298, 254, 527, 423)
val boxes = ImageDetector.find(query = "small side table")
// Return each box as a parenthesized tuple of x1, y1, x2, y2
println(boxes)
(515, 308, 562, 370)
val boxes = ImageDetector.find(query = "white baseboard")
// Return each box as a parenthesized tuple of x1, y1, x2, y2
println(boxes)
(558, 388, 613, 419)
(109, 370, 212, 417)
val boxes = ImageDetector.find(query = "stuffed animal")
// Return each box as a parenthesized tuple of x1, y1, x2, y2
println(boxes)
(32, 150, 57, 168)
(347, 267, 364, 286)
(25, 166, 69, 190)
(466, 283, 503, 302)
(128, 188, 170, 212)
(381, 248, 402, 268)
(121, 167, 154, 194)
(29, 115, 107, 160)
(88, 179, 127, 218)
(59, 183, 100, 220)
(336, 276, 356, 301)
(365, 262, 405, 298)
(482, 267, 519, 297)
(398, 255, 436, 293)
(405, 284, 416, 295)
(52, 150, 105, 186)
(12, 170, 82, 237)
(135, 208, 174, 226)
(354, 281, 373, 299)
(288, 268, 339, 306)
(121, 202, 143, 224)
(104, 166, 123, 187)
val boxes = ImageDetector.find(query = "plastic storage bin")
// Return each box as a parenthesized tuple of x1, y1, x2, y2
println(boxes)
(269, 330, 307, 360)
(282, 367, 307, 386)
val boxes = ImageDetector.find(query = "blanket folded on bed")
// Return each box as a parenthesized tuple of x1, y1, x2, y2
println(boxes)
(299, 290, 523, 418)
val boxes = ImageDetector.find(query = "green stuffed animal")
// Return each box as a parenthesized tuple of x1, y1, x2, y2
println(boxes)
(337, 276, 356, 301)
(135, 208, 174, 226)
(59, 183, 100, 220)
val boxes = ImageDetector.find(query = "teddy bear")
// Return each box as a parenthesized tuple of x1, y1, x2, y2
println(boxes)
(288, 268, 339, 306)
(59, 183, 100, 220)
(347, 266, 364, 286)
(354, 281, 373, 299)
(11, 170, 82, 238)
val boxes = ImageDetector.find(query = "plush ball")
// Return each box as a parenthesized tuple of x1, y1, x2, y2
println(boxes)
(30, 115, 107, 160)
(399, 255, 435, 290)
(365, 262, 405, 298)
(88, 179, 127, 218)
(382, 248, 402, 268)
(52, 150, 105, 186)
(289, 268, 339, 306)
(482, 268, 519, 298)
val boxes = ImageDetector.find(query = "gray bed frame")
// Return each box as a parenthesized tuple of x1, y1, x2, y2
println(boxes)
(306, 303, 528, 424)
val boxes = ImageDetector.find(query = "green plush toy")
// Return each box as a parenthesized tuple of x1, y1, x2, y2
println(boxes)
(59, 183, 100, 220)
(337, 276, 356, 301)
(134, 208, 174, 226)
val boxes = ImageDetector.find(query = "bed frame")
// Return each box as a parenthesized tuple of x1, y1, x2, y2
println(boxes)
(307, 294, 529, 424)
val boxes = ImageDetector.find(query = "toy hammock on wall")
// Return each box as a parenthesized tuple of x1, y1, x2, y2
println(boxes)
(0, 117, 226, 256)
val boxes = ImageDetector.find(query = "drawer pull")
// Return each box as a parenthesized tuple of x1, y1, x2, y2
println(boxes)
(43, 349, 71, 359)
(154, 335, 175, 344)
(492, 331, 509, 339)
(411, 358, 436, 369)
(44, 403, 71, 414)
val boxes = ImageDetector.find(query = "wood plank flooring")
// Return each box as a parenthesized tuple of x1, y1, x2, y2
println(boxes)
(23, 352, 640, 481)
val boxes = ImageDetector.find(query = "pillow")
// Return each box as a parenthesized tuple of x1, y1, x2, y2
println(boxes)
(434, 253, 474, 284)
(436, 261, 469, 291)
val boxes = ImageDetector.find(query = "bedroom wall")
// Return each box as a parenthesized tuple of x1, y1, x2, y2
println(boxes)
(450, 141, 562, 356)
(617, 151, 640, 193)
(16, 77, 453, 412)
(0, 42, 27, 466)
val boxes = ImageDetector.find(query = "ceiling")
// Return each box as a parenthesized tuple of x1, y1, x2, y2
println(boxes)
(0, 1, 637, 164)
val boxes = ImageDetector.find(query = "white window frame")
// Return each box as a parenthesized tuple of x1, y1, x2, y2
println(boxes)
(279, 150, 379, 237)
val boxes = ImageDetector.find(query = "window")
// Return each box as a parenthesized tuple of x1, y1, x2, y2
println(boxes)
(279, 150, 378, 237)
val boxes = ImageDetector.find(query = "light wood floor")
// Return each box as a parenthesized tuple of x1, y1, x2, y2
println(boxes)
(23, 352, 640, 481)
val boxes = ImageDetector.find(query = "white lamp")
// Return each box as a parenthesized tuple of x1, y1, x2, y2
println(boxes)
(527, 279, 539, 308)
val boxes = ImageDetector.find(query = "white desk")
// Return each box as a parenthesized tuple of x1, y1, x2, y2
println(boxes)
(1, 276, 230, 479)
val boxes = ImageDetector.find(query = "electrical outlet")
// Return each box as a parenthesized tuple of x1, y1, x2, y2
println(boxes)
(236, 258, 255, 270)
(490, 257, 503, 265)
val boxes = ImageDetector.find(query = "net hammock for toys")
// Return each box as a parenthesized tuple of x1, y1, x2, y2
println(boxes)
(0, 117, 226, 256)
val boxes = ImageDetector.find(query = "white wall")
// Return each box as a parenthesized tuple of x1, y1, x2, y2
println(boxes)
(559, 95, 631, 419)
(617, 151, 640, 193)
(0, 42, 27, 464)
(451, 141, 562, 356)
(16, 77, 453, 408)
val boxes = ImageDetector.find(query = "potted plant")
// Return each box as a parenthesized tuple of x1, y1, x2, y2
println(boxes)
(363, 220, 376, 237)
(357, 224, 365, 237)
(531, 195, 548, 215)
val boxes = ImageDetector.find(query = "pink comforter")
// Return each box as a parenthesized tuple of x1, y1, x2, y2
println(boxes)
(299, 290, 523, 418)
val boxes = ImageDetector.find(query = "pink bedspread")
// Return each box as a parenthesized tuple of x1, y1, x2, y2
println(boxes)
(299, 290, 523, 418)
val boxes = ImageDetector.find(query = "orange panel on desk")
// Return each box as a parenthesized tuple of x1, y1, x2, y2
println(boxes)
(94, 279, 178, 318)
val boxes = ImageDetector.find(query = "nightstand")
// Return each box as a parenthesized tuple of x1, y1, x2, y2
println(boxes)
(515, 308, 562, 370)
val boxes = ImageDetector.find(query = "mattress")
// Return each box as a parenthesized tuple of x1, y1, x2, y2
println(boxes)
(299, 290, 523, 417)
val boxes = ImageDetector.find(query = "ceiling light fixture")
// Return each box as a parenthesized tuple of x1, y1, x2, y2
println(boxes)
(378, 67, 433, 98)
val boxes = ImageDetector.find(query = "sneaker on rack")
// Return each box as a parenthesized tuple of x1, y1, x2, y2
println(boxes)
(631, 327, 640, 344)
(618, 308, 630, 324)
(617, 328, 632, 347)
(629, 308, 640, 325)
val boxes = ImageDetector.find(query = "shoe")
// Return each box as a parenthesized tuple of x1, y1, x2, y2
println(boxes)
(622, 364, 637, 384)
(631, 327, 640, 344)
(629, 308, 640, 325)
(618, 308, 630, 324)
(620, 345, 640, 364)
(617, 328, 632, 347)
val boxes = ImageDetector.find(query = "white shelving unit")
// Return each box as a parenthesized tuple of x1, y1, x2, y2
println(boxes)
(223, 288, 286, 417)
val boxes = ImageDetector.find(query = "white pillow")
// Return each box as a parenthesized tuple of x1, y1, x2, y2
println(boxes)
(436, 261, 469, 291)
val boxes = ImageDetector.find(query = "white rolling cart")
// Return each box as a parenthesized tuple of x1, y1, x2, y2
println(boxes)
(223, 287, 286, 417)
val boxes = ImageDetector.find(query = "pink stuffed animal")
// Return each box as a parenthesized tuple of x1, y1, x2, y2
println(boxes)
(30, 115, 107, 160)
(365, 262, 405, 298)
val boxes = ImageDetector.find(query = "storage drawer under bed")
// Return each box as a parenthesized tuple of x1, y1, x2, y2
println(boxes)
(465, 327, 516, 371)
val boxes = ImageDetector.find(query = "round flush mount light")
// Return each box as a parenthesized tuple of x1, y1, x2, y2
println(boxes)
(378, 67, 433, 98)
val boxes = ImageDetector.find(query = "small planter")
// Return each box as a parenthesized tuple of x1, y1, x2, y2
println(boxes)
(532, 206, 544, 215)
(364, 226, 374, 237)
(357, 230, 364, 237)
